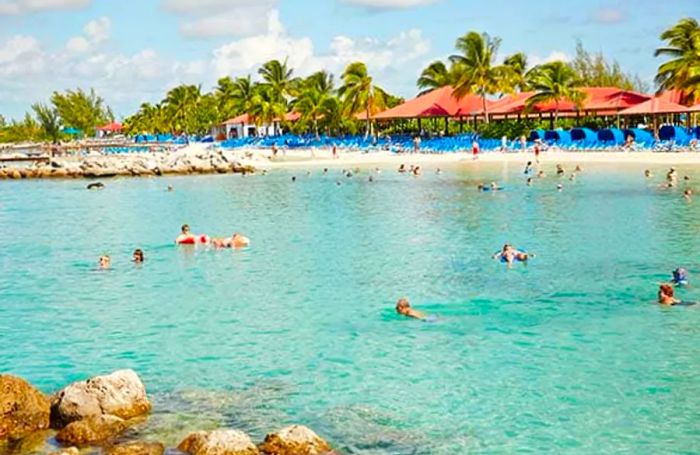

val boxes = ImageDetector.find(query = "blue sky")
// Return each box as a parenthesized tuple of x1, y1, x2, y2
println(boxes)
(0, 0, 694, 119)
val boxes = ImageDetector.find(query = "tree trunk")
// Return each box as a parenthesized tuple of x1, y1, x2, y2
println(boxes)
(482, 95, 489, 124)
(365, 103, 371, 139)
(314, 119, 319, 140)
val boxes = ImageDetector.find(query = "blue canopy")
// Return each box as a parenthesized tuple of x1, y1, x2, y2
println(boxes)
(544, 130, 572, 144)
(528, 129, 545, 141)
(659, 126, 690, 142)
(598, 128, 625, 144)
(571, 128, 596, 142)
(623, 128, 654, 143)
(62, 127, 81, 135)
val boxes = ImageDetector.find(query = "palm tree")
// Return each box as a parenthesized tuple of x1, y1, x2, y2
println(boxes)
(31, 103, 61, 143)
(163, 84, 202, 134)
(258, 59, 297, 104)
(249, 85, 286, 134)
(525, 61, 584, 124)
(339, 62, 387, 138)
(449, 31, 506, 123)
(417, 61, 455, 95)
(503, 52, 529, 92)
(294, 71, 339, 138)
(655, 17, 700, 103)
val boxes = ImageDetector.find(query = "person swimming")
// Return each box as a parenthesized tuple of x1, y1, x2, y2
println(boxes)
(672, 268, 689, 286)
(398, 164, 406, 173)
(526, 177, 533, 186)
(658, 284, 680, 305)
(667, 167, 678, 183)
(98, 255, 110, 269)
(644, 169, 653, 178)
(176, 224, 207, 245)
(132, 249, 144, 263)
(524, 161, 533, 175)
(684, 189, 693, 200)
(556, 164, 565, 176)
(557, 183, 564, 191)
(395, 298, 426, 320)
(493, 244, 530, 264)
(211, 233, 250, 249)
(413, 166, 422, 176)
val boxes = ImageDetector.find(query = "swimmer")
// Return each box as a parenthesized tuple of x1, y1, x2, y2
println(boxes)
(644, 169, 653, 178)
(306, 171, 312, 177)
(368, 176, 374, 182)
(490, 182, 502, 191)
(133, 249, 144, 263)
(575, 165, 582, 172)
(98, 255, 110, 269)
(569, 173, 576, 181)
(167, 185, 174, 192)
(292, 176, 297, 182)
(398, 164, 406, 173)
(345, 171, 353, 178)
(436, 168, 442, 175)
(375, 167, 382, 174)
(537, 170, 546, 178)
(667, 167, 678, 183)
(493, 244, 530, 265)
(557, 183, 564, 191)
(684, 175, 691, 181)
(556, 164, 565, 176)
(395, 298, 426, 320)
(323, 168, 328, 174)
(523, 161, 533, 175)
(672, 268, 689, 286)
(658, 284, 680, 305)
(176, 224, 195, 244)
(526, 177, 533, 186)
(262, 169, 268, 175)
(210, 233, 250, 249)
(87, 182, 104, 190)
(413, 166, 422, 176)
(684, 189, 693, 200)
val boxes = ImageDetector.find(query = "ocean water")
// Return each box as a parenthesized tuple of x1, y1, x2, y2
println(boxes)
(2, 161, 700, 454)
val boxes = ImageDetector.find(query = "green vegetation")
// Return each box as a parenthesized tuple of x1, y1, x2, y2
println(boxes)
(0, 18, 696, 144)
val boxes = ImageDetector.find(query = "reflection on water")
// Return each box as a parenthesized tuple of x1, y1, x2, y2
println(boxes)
(1, 162, 700, 453)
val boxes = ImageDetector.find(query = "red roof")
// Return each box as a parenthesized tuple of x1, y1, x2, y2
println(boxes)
(487, 87, 650, 115)
(618, 97, 691, 115)
(690, 103, 700, 112)
(223, 114, 251, 125)
(656, 89, 687, 105)
(373, 86, 488, 119)
(96, 122, 122, 132)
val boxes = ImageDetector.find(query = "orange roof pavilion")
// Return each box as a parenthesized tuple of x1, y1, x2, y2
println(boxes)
(618, 97, 691, 115)
(373, 86, 489, 120)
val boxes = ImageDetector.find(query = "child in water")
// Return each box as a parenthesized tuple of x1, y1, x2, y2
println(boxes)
(395, 298, 426, 320)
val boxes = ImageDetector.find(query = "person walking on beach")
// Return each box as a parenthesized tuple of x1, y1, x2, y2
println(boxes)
(534, 140, 541, 163)
(332, 144, 338, 159)
(272, 144, 279, 159)
(472, 141, 480, 160)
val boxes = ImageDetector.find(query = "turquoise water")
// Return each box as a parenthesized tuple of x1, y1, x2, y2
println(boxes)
(2, 162, 700, 453)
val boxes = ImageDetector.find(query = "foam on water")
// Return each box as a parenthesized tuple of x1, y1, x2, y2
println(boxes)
(1, 162, 700, 453)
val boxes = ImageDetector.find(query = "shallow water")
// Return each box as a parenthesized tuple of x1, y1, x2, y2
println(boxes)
(2, 161, 700, 453)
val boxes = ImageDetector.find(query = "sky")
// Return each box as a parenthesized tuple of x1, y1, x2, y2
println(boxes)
(0, 0, 695, 119)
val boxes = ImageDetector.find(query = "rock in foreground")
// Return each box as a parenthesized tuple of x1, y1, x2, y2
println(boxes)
(51, 369, 151, 428)
(107, 441, 165, 455)
(259, 425, 332, 455)
(0, 375, 51, 440)
(55, 415, 128, 445)
(178, 429, 259, 455)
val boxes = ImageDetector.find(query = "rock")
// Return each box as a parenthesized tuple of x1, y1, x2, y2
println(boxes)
(178, 430, 259, 455)
(0, 169, 7, 179)
(8, 169, 21, 179)
(259, 426, 332, 455)
(0, 375, 51, 441)
(107, 441, 165, 455)
(51, 369, 151, 428)
(55, 415, 128, 445)
(49, 446, 79, 455)
(51, 168, 69, 178)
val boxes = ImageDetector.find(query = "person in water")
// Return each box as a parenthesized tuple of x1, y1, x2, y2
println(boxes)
(667, 167, 678, 183)
(398, 164, 406, 173)
(211, 233, 250, 249)
(176, 224, 207, 245)
(672, 268, 689, 286)
(556, 164, 565, 176)
(524, 161, 533, 175)
(658, 284, 680, 305)
(133, 249, 144, 263)
(684, 189, 693, 201)
(98, 255, 110, 269)
(395, 298, 426, 320)
(493, 244, 530, 264)
(413, 166, 422, 176)
(644, 169, 653, 178)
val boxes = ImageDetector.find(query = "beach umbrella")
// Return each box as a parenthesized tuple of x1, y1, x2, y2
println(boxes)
(96, 122, 123, 132)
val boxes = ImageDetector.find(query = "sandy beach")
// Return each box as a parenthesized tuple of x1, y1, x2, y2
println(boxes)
(239, 148, 700, 170)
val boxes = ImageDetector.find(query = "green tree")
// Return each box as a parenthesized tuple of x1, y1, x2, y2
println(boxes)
(449, 31, 507, 123)
(417, 61, 456, 95)
(258, 59, 297, 105)
(293, 71, 339, 138)
(339, 62, 388, 138)
(249, 85, 287, 133)
(572, 41, 649, 92)
(31, 103, 62, 143)
(50, 88, 111, 136)
(503, 52, 529, 92)
(163, 84, 202, 134)
(526, 61, 584, 123)
(655, 17, 700, 103)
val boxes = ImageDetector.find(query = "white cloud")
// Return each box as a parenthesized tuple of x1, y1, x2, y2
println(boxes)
(0, 0, 90, 15)
(65, 16, 111, 54)
(0, 35, 45, 76)
(592, 8, 625, 24)
(162, 0, 277, 39)
(342, 0, 438, 9)
(528, 51, 570, 67)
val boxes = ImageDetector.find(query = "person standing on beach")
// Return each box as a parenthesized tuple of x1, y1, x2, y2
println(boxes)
(534, 140, 541, 163)
(413, 136, 421, 154)
(332, 144, 337, 159)
(272, 144, 279, 159)
(472, 141, 480, 160)
(520, 136, 527, 152)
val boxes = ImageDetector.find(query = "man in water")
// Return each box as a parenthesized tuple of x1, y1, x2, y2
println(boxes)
(176, 224, 195, 244)
(684, 189, 693, 201)
(523, 161, 533, 176)
(395, 298, 426, 320)
(98, 255, 110, 269)
(133, 249, 144, 263)
(667, 167, 678, 183)
(644, 169, 653, 178)
(493, 244, 530, 264)
(658, 284, 680, 305)
(672, 268, 689, 286)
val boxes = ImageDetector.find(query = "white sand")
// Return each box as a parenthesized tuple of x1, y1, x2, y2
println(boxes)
(236, 148, 700, 170)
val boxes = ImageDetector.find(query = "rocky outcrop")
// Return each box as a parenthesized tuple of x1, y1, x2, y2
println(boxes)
(107, 441, 165, 455)
(178, 430, 259, 455)
(0, 375, 51, 441)
(259, 426, 332, 455)
(48, 446, 79, 455)
(50, 369, 151, 428)
(55, 415, 128, 445)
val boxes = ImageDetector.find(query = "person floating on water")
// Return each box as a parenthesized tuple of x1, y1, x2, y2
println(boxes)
(210, 233, 250, 249)
(395, 298, 426, 320)
(98, 255, 110, 269)
(176, 224, 208, 245)
(493, 244, 531, 265)
(133, 249, 144, 263)
(672, 268, 689, 286)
